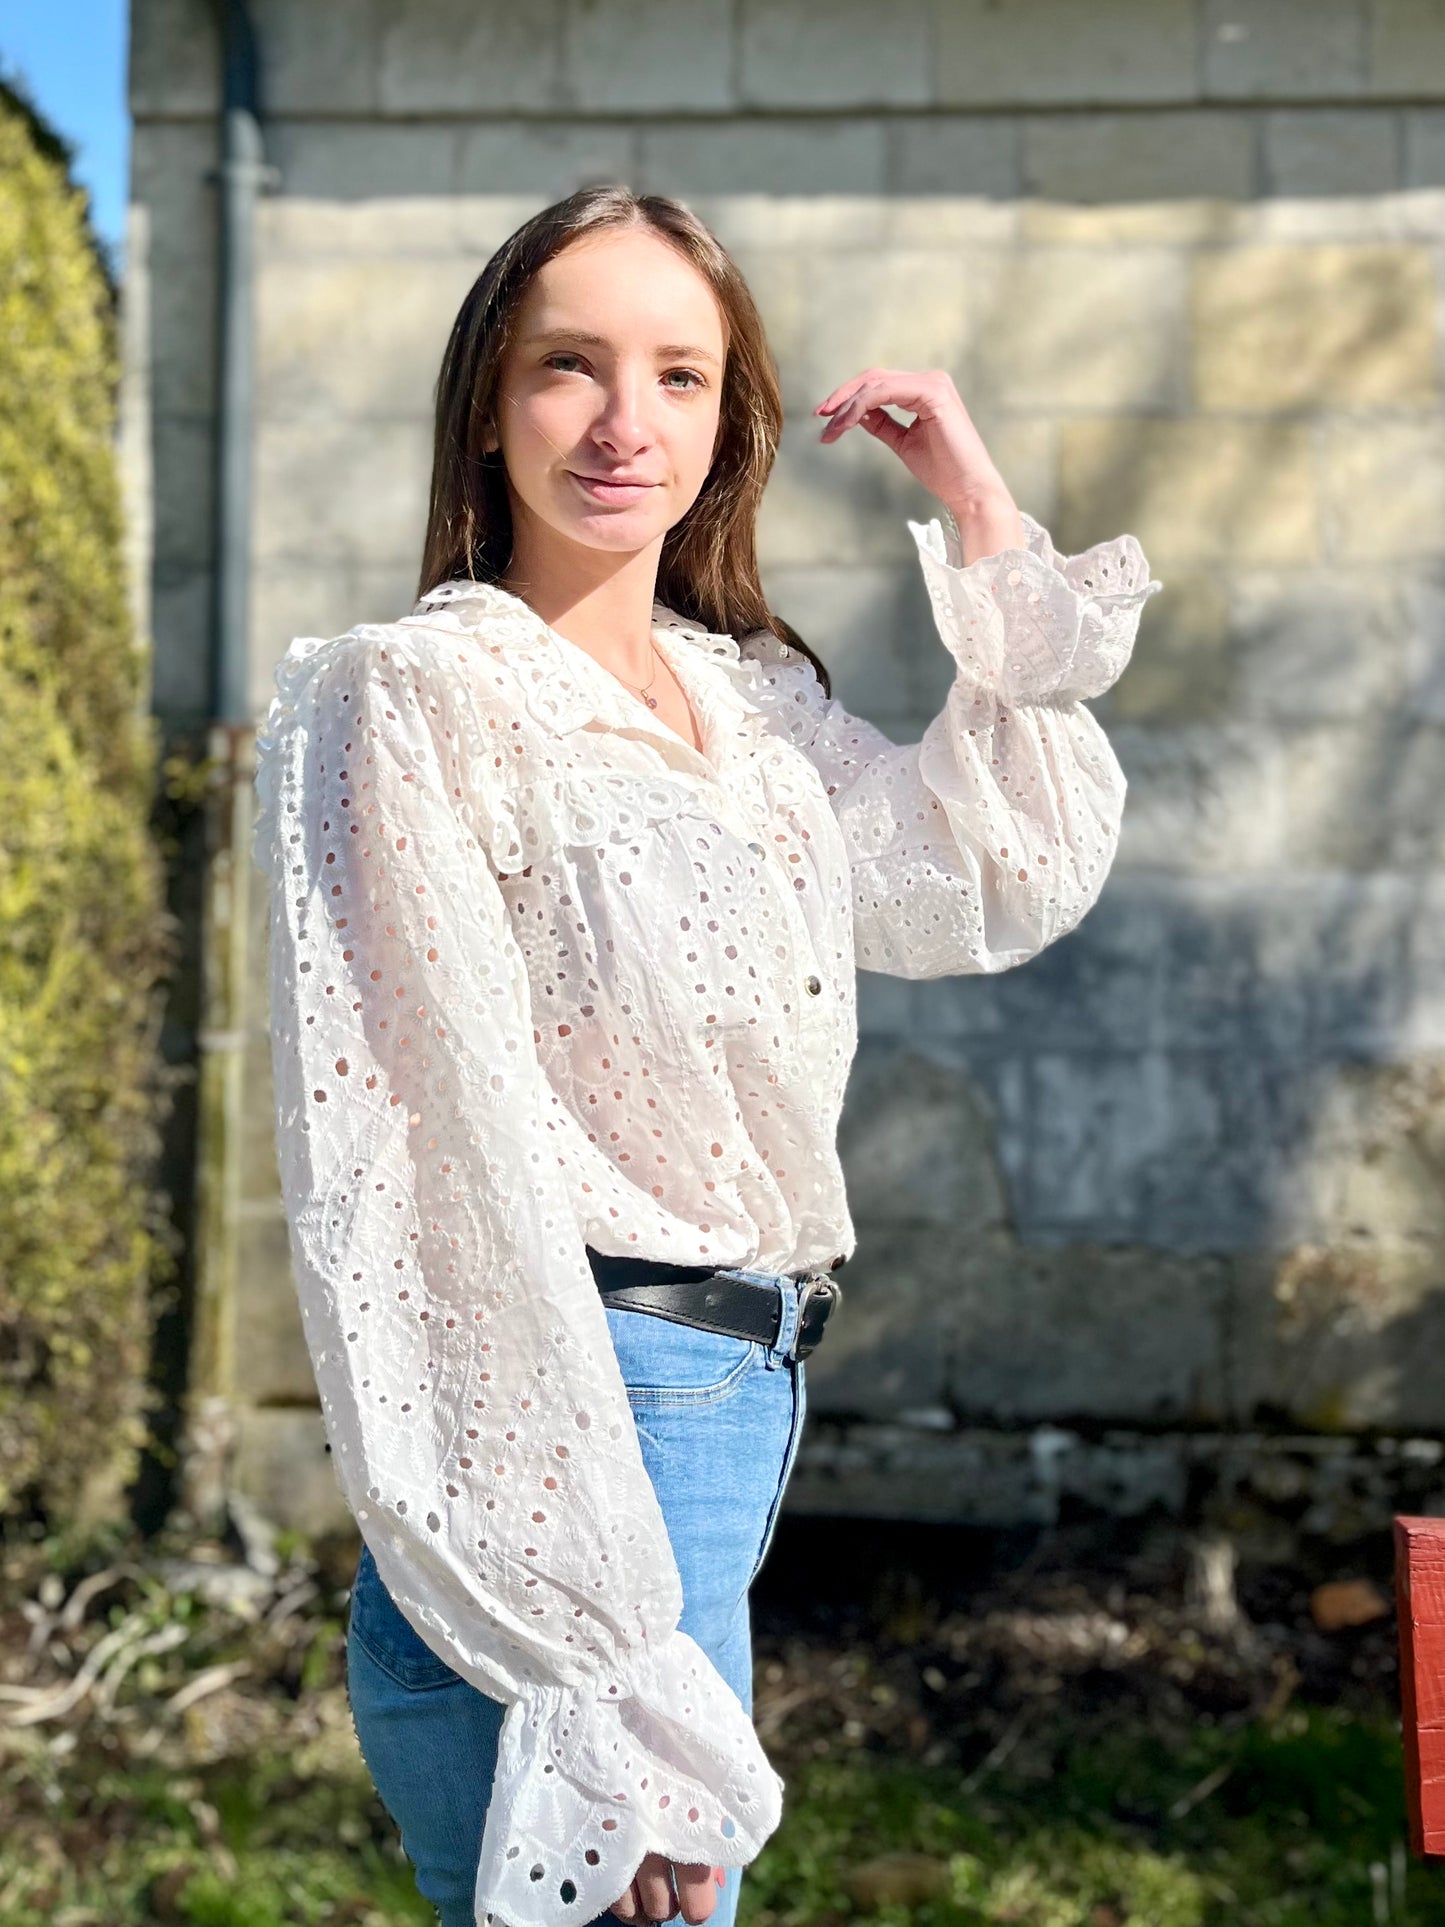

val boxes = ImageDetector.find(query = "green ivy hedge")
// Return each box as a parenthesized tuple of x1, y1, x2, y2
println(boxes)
(0, 82, 174, 1536)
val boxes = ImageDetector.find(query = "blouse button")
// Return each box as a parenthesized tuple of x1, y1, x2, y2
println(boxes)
(804, 974, 822, 996)
(748, 841, 765, 857)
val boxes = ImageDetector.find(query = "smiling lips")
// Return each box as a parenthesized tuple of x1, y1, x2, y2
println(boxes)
(568, 470, 660, 504)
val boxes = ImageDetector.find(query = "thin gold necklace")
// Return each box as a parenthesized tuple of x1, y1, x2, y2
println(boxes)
(609, 636, 662, 710)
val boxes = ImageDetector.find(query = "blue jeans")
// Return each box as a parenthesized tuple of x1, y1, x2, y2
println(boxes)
(345, 1267, 811, 1927)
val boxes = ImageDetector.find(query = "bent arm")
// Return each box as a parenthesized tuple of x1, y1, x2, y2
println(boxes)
(754, 510, 1162, 978)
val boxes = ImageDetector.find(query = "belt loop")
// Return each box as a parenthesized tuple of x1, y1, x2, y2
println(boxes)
(764, 1277, 800, 1368)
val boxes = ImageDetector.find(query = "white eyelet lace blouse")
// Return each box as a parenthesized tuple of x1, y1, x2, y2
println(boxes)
(251, 507, 1160, 1927)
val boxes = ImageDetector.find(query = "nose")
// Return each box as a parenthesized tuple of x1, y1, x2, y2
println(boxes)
(591, 367, 655, 460)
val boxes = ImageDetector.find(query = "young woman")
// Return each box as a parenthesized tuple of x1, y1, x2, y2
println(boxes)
(252, 185, 1160, 1927)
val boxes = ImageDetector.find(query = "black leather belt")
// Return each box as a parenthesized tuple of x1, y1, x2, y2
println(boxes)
(586, 1247, 843, 1362)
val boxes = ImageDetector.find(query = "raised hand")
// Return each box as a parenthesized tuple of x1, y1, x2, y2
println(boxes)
(814, 366, 1024, 553)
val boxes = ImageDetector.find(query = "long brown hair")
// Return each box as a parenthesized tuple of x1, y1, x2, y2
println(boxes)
(416, 184, 830, 696)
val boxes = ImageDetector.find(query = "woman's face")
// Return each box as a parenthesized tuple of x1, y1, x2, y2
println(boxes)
(488, 227, 727, 568)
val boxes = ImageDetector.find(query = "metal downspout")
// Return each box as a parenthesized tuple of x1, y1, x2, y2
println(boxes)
(184, 0, 280, 1529)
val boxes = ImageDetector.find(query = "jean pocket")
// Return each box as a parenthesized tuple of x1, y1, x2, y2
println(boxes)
(747, 1359, 807, 1588)
(347, 1545, 462, 1692)
(604, 1303, 763, 1406)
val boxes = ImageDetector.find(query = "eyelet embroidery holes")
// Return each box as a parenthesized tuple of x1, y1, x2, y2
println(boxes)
(255, 513, 1154, 1925)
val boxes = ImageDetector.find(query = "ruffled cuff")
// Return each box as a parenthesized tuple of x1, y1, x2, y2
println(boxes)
(474, 1633, 784, 1927)
(907, 507, 1163, 709)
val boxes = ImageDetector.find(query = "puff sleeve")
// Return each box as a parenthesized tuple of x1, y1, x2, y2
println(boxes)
(754, 509, 1162, 978)
(251, 625, 783, 1927)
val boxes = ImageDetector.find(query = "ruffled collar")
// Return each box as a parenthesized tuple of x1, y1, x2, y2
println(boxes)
(409, 575, 772, 776)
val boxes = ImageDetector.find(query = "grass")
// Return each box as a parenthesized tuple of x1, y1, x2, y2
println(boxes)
(745, 1708, 1443, 1927)
(1, 1513, 1441, 1925)
(0, 1701, 1439, 1924)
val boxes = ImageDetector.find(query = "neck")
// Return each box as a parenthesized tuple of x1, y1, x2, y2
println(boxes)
(502, 508, 664, 682)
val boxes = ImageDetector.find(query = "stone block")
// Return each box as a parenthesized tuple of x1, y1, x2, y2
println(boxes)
(943, 1236, 1233, 1425)
(1279, 719, 1445, 870)
(636, 120, 887, 197)
(785, 1423, 1075, 1526)
(152, 414, 215, 581)
(721, 248, 807, 397)
(759, 562, 937, 725)
(837, 1043, 1009, 1230)
(150, 571, 213, 724)
(883, 193, 1021, 247)
(1022, 199, 1239, 246)
(1193, 244, 1437, 412)
(1371, 0, 1445, 96)
(1148, 877, 1309, 1058)
(1202, 0, 1368, 98)
(263, 198, 475, 261)
(253, 0, 379, 113)
(1021, 1046, 1326, 1250)
(1402, 877, 1445, 1051)
(1262, 108, 1401, 194)
(150, 258, 218, 420)
(1320, 420, 1445, 560)
(1149, 874, 1414, 1060)
(888, 118, 1022, 199)
(1255, 1238, 1445, 1433)
(455, 124, 640, 197)
(378, 0, 565, 112)
(1022, 111, 1255, 203)
(973, 247, 1189, 411)
(964, 418, 1059, 533)
(1097, 569, 1234, 724)
(560, 0, 734, 110)
(238, 1018, 279, 1211)
(256, 257, 473, 423)
(1405, 108, 1445, 185)
(794, 247, 974, 405)
(265, 123, 460, 201)
(936, 0, 1197, 107)
(925, 879, 1168, 1052)
(232, 1408, 350, 1540)
(129, 121, 220, 269)
(757, 420, 939, 569)
(129, 0, 218, 116)
(1229, 568, 1407, 721)
(1057, 418, 1319, 565)
(253, 419, 432, 572)
(250, 563, 421, 719)
(798, 1222, 955, 1420)
(232, 1209, 316, 1407)
(1106, 722, 1289, 875)
(740, 0, 930, 107)
(854, 969, 918, 1037)
(1403, 576, 1445, 721)
(1237, 185, 1445, 242)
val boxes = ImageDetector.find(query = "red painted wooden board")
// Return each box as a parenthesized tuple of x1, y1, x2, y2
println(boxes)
(1395, 1516, 1445, 1859)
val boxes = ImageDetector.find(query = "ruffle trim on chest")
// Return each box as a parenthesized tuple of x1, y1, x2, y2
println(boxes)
(409, 577, 779, 774)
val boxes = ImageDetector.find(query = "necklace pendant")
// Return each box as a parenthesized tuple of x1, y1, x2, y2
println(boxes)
(644, 693, 659, 708)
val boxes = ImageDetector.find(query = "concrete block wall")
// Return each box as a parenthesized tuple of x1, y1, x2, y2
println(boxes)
(126, 0, 1445, 1535)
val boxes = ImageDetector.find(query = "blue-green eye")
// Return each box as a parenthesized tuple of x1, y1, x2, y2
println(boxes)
(663, 369, 705, 391)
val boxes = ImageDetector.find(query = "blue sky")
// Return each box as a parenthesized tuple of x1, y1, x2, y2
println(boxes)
(1, 0, 129, 266)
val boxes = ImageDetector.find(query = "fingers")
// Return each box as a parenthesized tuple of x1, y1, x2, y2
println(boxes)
(611, 1857, 723, 1925)
(673, 1859, 723, 1925)
(614, 1853, 678, 1924)
(609, 1879, 642, 1922)
(815, 367, 956, 440)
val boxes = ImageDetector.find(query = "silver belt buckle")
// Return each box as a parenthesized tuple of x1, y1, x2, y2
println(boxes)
(793, 1270, 841, 1360)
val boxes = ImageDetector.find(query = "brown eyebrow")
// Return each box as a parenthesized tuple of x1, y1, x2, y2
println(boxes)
(524, 327, 722, 368)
